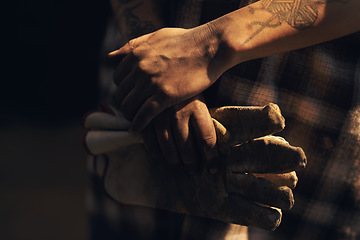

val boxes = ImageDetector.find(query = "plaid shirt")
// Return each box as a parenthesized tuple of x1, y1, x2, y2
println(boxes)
(88, 1, 360, 239)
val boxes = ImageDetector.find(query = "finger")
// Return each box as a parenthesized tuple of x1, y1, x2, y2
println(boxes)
(142, 124, 162, 160)
(114, 54, 135, 86)
(121, 86, 151, 121)
(217, 194, 282, 231)
(226, 172, 294, 210)
(154, 112, 180, 164)
(227, 135, 307, 174)
(190, 107, 218, 173)
(173, 114, 200, 171)
(252, 171, 298, 189)
(108, 33, 153, 61)
(209, 103, 285, 146)
(113, 73, 137, 109)
(108, 43, 133, 62)
(130, 95, 170, 133)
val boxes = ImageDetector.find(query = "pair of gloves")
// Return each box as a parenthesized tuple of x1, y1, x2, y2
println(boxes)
(83, 103, 306, 230)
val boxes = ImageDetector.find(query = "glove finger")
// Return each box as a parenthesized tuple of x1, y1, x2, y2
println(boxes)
(83, 111, 131, 130)
(226, 172, 294, 210)
(217, 194, 282, 231)
(252, 171, 298, 189)
(209, 103, 285, 147)
(85, 129, 142, 155)
(227, 135, 307, 174)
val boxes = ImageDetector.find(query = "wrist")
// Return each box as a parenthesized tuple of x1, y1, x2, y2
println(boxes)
(206, 1, 296, 67)
(208, 6, 264, 66)
(193, 21, 238, 81)
(202, 12, 258, 78)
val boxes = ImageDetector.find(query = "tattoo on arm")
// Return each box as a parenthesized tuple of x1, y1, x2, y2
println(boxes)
(113, 1, 157, 40)
(244, 0, 350, 44)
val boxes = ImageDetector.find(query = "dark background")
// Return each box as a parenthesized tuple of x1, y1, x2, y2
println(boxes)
(3, 1, 111, 239)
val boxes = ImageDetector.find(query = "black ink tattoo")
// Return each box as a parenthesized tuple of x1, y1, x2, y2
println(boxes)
(244, 0, 350, 44)
(122, 2, 157, 39)
(114, 1, 157, 40)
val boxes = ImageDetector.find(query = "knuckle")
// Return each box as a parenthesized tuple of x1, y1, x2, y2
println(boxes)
(155, 83, 175, 101)
(136, 60, 149, 73)
(174, 111, 186, 123)
(128, 39, 137, 50)
(192, 99, 205, 110)
(137, 58, 165, 75)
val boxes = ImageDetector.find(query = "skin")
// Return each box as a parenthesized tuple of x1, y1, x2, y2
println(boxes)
(110, 0, 359, 128)
(142, 95, 218, 173)
(109, 0, 359, 168)
(110, 0, 220, 169)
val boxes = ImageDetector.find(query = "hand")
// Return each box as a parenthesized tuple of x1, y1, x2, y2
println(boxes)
(109, 25, 227, 133)
(142, 95, 218, 173)
(83, 103, 307, 230)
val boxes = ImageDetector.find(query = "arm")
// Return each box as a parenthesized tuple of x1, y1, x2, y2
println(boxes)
(109, 0, 165, 41)
(210, 0, 360, 70)
(110, 1, 218, 170)
(109, 0, 360, 132)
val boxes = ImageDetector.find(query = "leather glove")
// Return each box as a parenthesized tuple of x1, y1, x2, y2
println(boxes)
(83, 103, 306, 230)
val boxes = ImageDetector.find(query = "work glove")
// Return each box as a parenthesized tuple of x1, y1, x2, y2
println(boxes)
(83, 103, 306, 230)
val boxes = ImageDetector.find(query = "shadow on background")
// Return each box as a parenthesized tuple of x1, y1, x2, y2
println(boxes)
(2, 1, 111, 239)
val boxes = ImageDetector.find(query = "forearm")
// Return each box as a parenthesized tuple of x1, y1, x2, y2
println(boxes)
(207, 0, 360, 71)
(108, 0, 359, 132)
(109, 0, 165, 41)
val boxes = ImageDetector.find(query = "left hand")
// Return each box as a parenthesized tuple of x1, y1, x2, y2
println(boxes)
(142, 95, 218, 173)
(109, 25, 227, 133)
